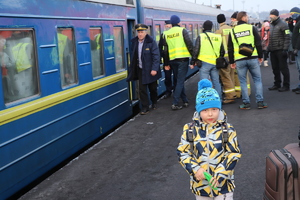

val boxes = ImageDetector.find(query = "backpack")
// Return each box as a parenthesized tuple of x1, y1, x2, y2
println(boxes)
(186, 122, 228, 156)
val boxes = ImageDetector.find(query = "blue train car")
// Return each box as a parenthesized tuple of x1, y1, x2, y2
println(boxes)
(0, 0, 137, 199)
(0, 0, 233, 199)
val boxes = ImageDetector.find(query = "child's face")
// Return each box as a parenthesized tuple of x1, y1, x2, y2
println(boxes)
(200, 108, 220, 124)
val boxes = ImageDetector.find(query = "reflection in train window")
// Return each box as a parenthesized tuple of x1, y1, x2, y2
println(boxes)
(155, 25, 161, 45)
(113, 27, 125, 71)
(57, 28, 77, 87)
(193, 24, 199, 42)
(147, 25, 153, 37)
(0, 29, 39, 104)
(89, 28, 104, 77)
(188, 24, 193, 41)
(199, 24, 203, 34)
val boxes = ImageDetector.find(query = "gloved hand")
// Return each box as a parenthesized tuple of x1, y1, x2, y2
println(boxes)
(294, 49, 298, 56)
(282, 50, 288, 58)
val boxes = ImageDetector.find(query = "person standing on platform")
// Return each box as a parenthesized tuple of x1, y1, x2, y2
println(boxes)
(177, 79, 242, 200)
(261, 21, 270, 67)
(162, 15, 193, 110)
(215, 14, 236, 104)
(268, 9, 291, 92)
(290, 7, 300, 94)
(127, 24, 161, 115)
(191, 20, 224, 98)
(159, 20, 176, 99)
(228, 11, 268, 110)
(230, 11, 251, 98)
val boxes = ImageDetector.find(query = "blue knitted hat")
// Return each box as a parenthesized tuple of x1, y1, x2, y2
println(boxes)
(195, 79, 221, 113)
(170, 15, 180, 24)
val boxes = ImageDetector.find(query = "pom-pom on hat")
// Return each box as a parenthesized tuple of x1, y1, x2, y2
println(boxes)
(195, 79, 221, 113)
(270, 9, 279, 16)
(170, 15, 180, 25)
(217, 14, 226, 23)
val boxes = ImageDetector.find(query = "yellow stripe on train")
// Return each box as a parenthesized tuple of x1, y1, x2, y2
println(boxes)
(0, 71, 127, 126)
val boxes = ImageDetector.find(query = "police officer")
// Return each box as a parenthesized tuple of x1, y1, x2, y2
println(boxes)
(127, 24, 161, 115)
(268, 9, 291, 92)
(228, 11, 267, 110)
(215, 14, 236, 104)
(192, 20, 224, 98)
(159, 20, 176, 99)
(161, 15, 193, 110)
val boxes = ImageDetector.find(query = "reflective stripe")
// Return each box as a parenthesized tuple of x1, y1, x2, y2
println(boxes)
(224, 88, 235, 93)
(235, 86, 241, 91)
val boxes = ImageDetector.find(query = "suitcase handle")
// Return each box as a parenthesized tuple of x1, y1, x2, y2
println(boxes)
(298, 126, 300, 147)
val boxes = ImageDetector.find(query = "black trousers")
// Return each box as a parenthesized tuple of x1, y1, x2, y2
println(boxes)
(270, 50, 290, 88)
(138, 67, 158, 110)
(163, 65, 177, 95)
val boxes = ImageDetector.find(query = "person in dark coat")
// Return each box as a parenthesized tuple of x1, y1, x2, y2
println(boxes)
(127, 24, 161, 115)
(290, 7, 300, 94)
(267, 9, 291, 92)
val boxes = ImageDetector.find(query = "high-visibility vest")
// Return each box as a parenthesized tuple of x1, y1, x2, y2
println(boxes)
(95, 34, 101, 50)
(12, 42, 32, 73)
(230, 24, 258, 61)
(222, 28, 232, 57)
(164, 27, 190, 60)
(197, 32, 222, 65)
(57, 33, 68, 64)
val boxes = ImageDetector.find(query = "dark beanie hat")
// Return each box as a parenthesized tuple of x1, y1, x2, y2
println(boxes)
(217, 14, 226, 23)
(270, 9, 279, 16)
(203, 20, 213, 31)
(170, 15, 180, 25)
(231, 11, 238, 19)
(290, 7, 300, 14)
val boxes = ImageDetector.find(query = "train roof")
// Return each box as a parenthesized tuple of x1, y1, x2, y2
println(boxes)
(140, 0, 232, 17)
(79, 0, 136, 7)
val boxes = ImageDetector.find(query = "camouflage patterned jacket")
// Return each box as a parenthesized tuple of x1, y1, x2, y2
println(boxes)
(177, 110, 242, 197)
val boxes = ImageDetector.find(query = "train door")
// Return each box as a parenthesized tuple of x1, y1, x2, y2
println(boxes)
(126, 19, 139, 106)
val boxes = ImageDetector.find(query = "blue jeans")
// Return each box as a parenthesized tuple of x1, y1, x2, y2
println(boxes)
(199, 62, 222, 98)
(296, 50, 300, 88)
(170, 60, 189, 105)
(236, 59, 264, 103)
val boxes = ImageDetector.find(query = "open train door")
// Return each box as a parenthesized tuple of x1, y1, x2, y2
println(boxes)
(126, 19, 139, 106)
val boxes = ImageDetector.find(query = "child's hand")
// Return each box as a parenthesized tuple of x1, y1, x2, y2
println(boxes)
(195, 168, 206, 181)
(209, 177, 219, 189)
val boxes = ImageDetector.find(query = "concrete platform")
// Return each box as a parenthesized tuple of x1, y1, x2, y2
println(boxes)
(19, 62, 300, 200)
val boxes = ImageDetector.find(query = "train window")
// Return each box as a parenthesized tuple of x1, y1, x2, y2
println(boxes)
(193, 24, 199, 41)
(199, 24, 203, 34)
(113, 27, 125, 71)
(154, 25, 161, 45)
(1, 29, 39, 104)
(188, 24, 193, 41)
(57, 28, 77, 87)
(89, 28, 104, 77)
